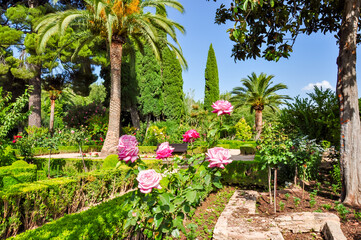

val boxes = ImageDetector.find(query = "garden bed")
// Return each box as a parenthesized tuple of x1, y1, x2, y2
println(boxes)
(257, 186, 361, 239)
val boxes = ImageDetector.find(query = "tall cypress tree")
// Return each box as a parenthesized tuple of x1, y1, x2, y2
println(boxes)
(204, 44, 219, 111)
(161, 47, 184, 120)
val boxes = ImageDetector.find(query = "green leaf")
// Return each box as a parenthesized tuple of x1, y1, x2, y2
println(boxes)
(154, 213, 164, 229)
(159, 193, 171, 205)
(186, 190, 197, 203)
(213, 181, 223, 189)
(214, 171, 222, 177)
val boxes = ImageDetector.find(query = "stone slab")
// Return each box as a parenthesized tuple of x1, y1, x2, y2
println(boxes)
(322, 220, 347, 240)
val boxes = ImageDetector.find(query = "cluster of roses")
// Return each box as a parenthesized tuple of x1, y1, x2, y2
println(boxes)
(117, 100, 234, 194)
(12, 135, 22, 143)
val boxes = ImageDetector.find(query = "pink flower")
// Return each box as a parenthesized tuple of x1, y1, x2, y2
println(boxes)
(137, 169, 162, 193)
(118, 135, 139, 163)
(156, 142, 174, 159)
(212, 100, 233, 116)
(71, 130, 75, 134)
(182, 129, 200, 143)
(206, 147, 232, 169)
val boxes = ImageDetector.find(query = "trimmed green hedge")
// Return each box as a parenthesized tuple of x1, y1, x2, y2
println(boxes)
(218, 140, 257, 149)
(0, 161, 37, 189)
(10, 192, 133, 240)
(15, 145, 103, 156)
(103, 155, 162, 171)
(0, 159, 162, 238)
(139, 146, 157, 154)
(33, 158, 104, 177)
(222, 158, 267, 187)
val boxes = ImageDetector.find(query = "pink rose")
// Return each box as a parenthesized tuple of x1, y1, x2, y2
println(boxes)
(137, 169, 162, 193)
(118, 135, 139, 163)
(206, 147, 232, 169)
(156, 142, 175, 159)
(71, 130, 75, 134)
(212, 100, 233, 116)
(182, 129, 200, 143)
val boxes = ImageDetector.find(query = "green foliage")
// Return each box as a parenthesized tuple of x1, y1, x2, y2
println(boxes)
(11, 192, 133, 240)
(102, 155, 119, 169)
(0, 88, 30, 139)
(279, 87, 339, 147)
(330, 162, 341, 192)
(204, 44, 219, 111)
(0, 145, 17, 167)
(221, 158, 267, 187)
(0, 167, 135, 238)
(138, 146, 157, 154)
(293, 197, 300, 207)
(334, 201, 350, 221)
(63, 103, 106, 129)
(258, 123, 294, 168)
(291, 137, 324, 180)
(234, 118, 253, 140)
(162, 48, 184, 119)
(0, 160, 37, 189)
(279, 201, 285, 211)
(143, 126, 167, 146)
(136, 47, 163, 118)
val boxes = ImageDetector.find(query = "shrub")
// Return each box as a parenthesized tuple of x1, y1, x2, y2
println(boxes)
(142, 125, 167, 146)
(138, 146, 157, 153)
(0, 167, 132, 238)
(63, 103, 106, 129)
(0, 160, 37, 189)
(0, 145, 17, 167)
(234, 118, 253, 140)
(222, 158, 267, 187)
(10, 192, 133, 240)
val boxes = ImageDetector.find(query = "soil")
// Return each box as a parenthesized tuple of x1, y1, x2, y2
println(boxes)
(184, 183, 360, 240)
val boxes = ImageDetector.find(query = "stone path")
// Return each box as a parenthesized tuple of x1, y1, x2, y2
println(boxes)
(213, 190, 347, 240)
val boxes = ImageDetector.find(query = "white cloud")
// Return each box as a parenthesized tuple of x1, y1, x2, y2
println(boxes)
(302, 80, 334, 91)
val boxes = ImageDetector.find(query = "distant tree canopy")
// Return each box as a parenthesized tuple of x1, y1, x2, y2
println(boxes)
(279, 87, 340, 147)
(204, 44, 219, 111)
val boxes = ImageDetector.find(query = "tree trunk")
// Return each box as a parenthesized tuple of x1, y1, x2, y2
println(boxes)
(274, 167, 277, 213)
(49, 98, 55, 134)
(100, 40, 123, 157)
(268, 166, 272, 205)
(130, 105, 140, 129)
(28, 66, 41, 127)
(254, 110, 263, 140)
(337, 0, 361, 208)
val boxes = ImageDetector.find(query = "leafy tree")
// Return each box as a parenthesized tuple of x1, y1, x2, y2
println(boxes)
(279, 86, 340, 147)
(0, 87, 31, 139)
(36, 0, 187, 156)
(204, 44, 219, 111)
(161, 47, 184, 120)
(210, 0, 361, 207)
(231, 72, 290, 140)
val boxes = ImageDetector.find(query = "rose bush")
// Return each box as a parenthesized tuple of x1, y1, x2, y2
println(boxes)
(136, 169, 162, 193)
(212, 100, 233, 116)
(118, 135, 139, 163)
(156, 142, 174, 159)
(206, 147, 233, 169)
(182, 129, 200, 143)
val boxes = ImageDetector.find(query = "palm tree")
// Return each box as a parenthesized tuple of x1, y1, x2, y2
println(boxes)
(35, 0, 187, 156)
(231, 72, 291, 140)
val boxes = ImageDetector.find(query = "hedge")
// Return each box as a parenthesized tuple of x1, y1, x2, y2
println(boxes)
(0, 159, 162, 239)
(222, 157, 267, 188)
(10, 192, 133, 240)
(0, 161, 37, 189)
(33, 158, 104, 177)
(15, 145, 103, 156)
(218, 140, 257, 149)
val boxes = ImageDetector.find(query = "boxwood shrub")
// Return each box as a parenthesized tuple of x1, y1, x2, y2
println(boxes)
(0, 158, 162, 238)
(222, 158, 267, 188)
(0, 161, 37, 189)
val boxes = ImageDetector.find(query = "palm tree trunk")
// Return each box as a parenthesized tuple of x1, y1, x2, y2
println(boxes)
(49, 98, 55, 134)
(255, 110, 263, 140)
(337, 0, 361, 208)
(100, 40, 123, 157)
(28, 65, 42, 127)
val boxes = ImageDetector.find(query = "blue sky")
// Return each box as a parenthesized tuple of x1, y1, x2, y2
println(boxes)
(165, 0, 361, 102)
